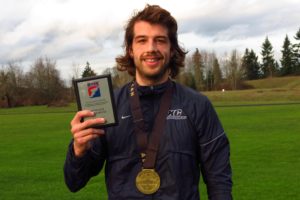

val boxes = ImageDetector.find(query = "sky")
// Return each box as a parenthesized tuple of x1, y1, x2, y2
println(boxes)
(1, 0, 299, 82)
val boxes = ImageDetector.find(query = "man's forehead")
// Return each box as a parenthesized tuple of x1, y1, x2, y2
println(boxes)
(133, 21, 168, 37)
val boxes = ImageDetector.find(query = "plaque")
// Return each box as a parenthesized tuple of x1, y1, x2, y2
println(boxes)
(73, 74, 118, 128)
(136, 169, 160, 194)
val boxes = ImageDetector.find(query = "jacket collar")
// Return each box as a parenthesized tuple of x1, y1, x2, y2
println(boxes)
(136, 80, 170, 96)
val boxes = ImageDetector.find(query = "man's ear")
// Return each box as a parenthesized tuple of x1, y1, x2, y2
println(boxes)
(170, 48, 175, 57)
(129, 47, 133, 58)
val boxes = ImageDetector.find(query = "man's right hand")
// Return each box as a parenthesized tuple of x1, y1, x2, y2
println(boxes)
(70, 110, 105, 158)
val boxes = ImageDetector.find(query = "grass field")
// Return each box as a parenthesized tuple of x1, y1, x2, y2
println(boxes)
(1, 102, 299, 200)
(216, 104, 300, 199)
(204, 76, 300, 106)
(244, 76, 300, 89)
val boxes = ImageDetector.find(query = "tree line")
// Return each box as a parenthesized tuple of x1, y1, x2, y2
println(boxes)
(176, 28, 300, 91)
(0, 57, 70, 108)
(103, 28, 300, 91)
(1, 28, 299, 108)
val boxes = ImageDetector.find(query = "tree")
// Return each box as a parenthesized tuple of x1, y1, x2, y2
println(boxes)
(82, 62, 97, 78)
(102, 66, 132, 88)
(71, 62, 81, 79)
(175, 68, 196, 90)
(280, 35, 295, 76)
(0, 63, 24, 107)
(174, 56, 196, 89)
(212, 57, 222, 90)
(0, 69, 11, 107)
(293, 28, 300, 74)
(225, 50, 243, 90)
(201, 51, 216, 91)
(192, 48, 204, 91)
(26, 57, 65, 105)
(229, 50, 239, 89)
(242, 48, 260, 80)
(206, 69, 214, 91)
(241, 48, 250, 79)
(184, 54, 194, 74)
(261, 37, 277, 77)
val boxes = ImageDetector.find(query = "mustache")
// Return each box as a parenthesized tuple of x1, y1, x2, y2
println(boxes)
(141, 51, 163, 59)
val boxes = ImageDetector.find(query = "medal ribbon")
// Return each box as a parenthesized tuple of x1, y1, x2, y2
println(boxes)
(129, 80, 173, 169)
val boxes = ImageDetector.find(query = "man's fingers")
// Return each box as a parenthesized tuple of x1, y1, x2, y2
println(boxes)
(70, 111, 106, 157)
(74, 132, 101, 146)
(71, 117, 106, 134)
(73, 132, 101, 157)
(72, 128, 105, 157)
(73, 128, 105, 139)
(71, 110, 95, 126)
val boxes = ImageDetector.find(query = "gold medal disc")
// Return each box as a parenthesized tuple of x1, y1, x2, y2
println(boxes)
(135, 169, 160, 194)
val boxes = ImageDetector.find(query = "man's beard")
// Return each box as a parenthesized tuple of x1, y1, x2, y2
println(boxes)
(136, 61, 170, 82)
(136, 51, 170, 82)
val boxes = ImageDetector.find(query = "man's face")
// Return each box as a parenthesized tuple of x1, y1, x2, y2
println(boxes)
(130, 21, 172, 85)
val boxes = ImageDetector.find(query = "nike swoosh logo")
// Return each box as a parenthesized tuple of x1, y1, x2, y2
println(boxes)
(121, 115, 131, 119)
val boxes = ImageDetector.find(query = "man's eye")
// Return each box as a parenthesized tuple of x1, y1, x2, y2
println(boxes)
(157, 38, 167, 43)
(137, 39, 146, 43)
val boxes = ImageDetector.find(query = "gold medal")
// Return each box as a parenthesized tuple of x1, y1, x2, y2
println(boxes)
(135, 169, 160, 194)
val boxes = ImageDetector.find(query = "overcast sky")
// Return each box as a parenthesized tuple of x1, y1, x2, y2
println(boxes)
(1, 0, 299, 81)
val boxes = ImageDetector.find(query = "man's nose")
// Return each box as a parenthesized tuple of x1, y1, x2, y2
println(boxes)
(146, 40, 157, 52)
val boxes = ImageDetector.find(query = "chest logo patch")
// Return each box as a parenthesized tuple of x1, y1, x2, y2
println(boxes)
(167, 109, 187, 120)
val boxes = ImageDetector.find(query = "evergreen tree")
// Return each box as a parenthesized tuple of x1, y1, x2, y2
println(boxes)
(206, 69, 213, 91)
(242, 48, 260, 80)
(241, 48, 250, 76)
(192, 48, 204, 91)
(261, 37, 276, 77)
(293, 28, 300, 74)
(178, 71, 196, 90)
(280, 35, 294, 76)
(249, 50, 261, 79)
(241, 48, 250, 79)
(212, 58, 222, 90)
(81, 62, 97, 78)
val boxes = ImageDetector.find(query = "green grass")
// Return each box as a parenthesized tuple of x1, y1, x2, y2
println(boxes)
(204, 76, 300, 105)
(1, 103, 300, 199)
(204, 88, 300, 106)
(0, 109, 107, 200)
(215, 104, 300, 199)
(244, 76, 300, 89)
(0, 104, 77, 115)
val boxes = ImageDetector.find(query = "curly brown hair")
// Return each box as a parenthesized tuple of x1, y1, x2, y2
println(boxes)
(115, 4, 187, 78)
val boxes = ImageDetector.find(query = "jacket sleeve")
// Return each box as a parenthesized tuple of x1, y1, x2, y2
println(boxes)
(196, 98, 233, 200)
(63, 137, 107, 192)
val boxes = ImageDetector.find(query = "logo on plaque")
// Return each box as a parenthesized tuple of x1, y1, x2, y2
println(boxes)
(87, 82, 101, 98)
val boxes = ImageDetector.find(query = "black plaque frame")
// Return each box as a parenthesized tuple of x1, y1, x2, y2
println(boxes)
(73, 74, 118, 128)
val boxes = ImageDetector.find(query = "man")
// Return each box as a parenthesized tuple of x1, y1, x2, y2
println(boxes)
(64, 4, 232, 200)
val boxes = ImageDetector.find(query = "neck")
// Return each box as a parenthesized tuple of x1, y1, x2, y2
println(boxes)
(135, 74, 169, 86)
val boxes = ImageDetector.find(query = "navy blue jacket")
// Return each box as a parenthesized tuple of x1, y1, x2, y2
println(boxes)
(64, 81, 232, 199)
